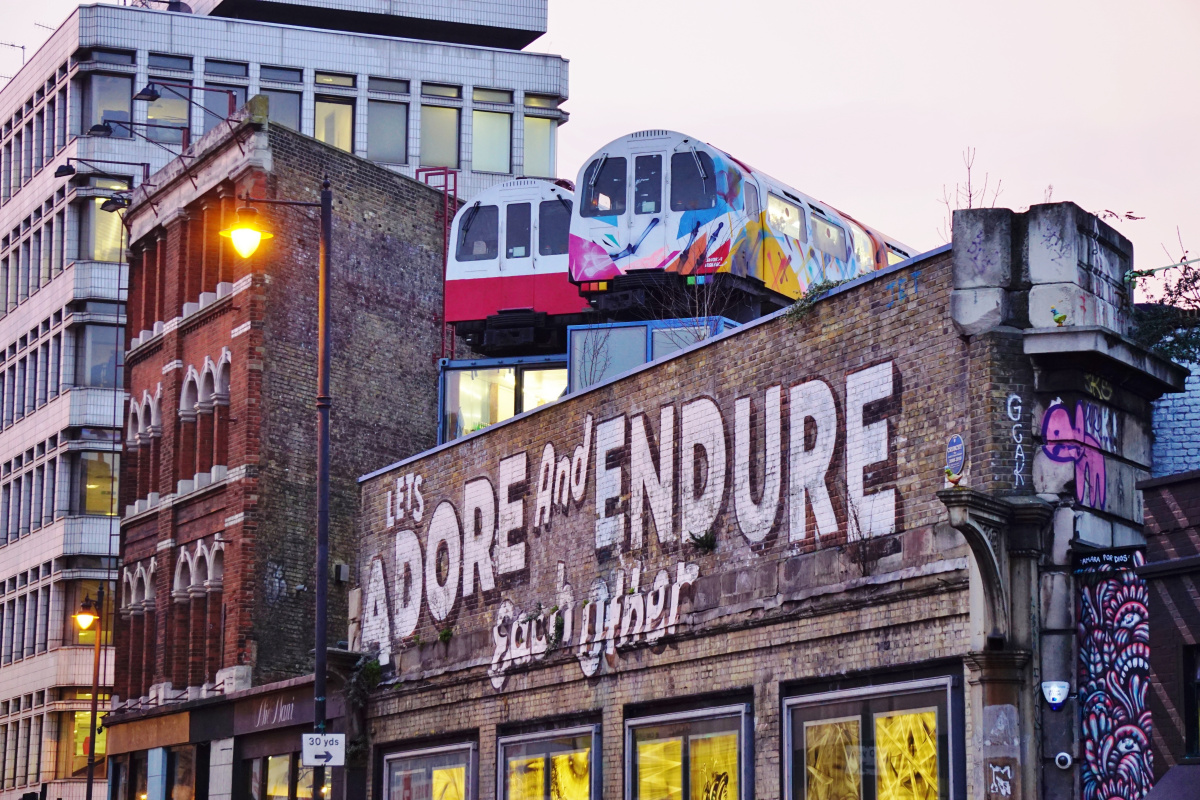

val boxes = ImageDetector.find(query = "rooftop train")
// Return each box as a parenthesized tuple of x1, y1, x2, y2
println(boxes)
(569, 130, 915, 319)
(447, 178, 591, 356)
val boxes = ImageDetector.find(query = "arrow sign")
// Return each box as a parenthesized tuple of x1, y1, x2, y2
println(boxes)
(302, 733, 346, 767)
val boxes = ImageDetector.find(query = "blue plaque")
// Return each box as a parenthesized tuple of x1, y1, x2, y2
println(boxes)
(946, 434, 965, 475)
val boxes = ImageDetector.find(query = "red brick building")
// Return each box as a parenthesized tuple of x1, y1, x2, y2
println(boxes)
(103, 97, 448, 800)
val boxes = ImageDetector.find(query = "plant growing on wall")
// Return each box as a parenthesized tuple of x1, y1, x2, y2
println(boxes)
(1129, 231, 1200, 363)
(688, 528, 717, 554)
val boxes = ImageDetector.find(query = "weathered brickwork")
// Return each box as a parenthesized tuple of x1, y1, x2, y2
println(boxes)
(113, 111, 448, 708)
(1152, 363, 1200, 476)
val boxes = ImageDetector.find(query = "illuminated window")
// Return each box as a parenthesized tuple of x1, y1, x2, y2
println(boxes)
(473, 88, 512, 104)
(422, 84, 461, 99)
(538, 199, 571, 256)
(455, 204, 499, 262)
(167, 745, 196, 800)
(811, 214, 849, 261)
(520, 366, 567, 411)
(384, 744, 474, 800)
(80, 197, 127, 262)
(440, 361, 565, 443)
(767, 195, 807, 243)
(500, 727, 596, 800)
(523, 116, 555, 178)
(73, 452, 119, 517)
(670, 151, 716, 212)
(57, 710, 107, 778)
(420, 106, 460, 168)
(628, 708, 745, 800)
(265, 754, 291, 800)
(297, 763, 332, 799)
(315, 72, 355, 88)
(786, 679, 952, 800)
(472, 110, 511, 174)
(314, 97, 354, 153)
(580, 156, 626, 217)
(524, 95, 559, 109)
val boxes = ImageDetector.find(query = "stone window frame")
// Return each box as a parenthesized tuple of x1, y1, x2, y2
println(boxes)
(495, 724, 599, 800)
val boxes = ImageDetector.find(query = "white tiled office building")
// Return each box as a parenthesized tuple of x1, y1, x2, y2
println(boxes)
(0, 2, 567, 797)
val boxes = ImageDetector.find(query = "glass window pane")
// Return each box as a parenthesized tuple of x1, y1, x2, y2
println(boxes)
(538, 199, 571, 256)
(260, 66, 302, 83)
(91, 50, 135, 66)
(811, 216, 849, 261)
(265, 755, 290, 800)
(670, 151, 716, 212)
(420, 106, 460, 168)
(523, 116, 555, 179)
(874, 710, 937, 800)
(147, 84, 190, 144)
(248, 758, 264, 800)
(632, 716, 739, 800)
(507, 755, 542, 800)
(569, 325, 646, 392)
(202, 84, 246, 133)
(315, 72, 355, 87)
(422, 84, 461, 99)
(90, 198, 125, 262)
(690, 731, 738, 800)
(263, 90, 301, 130)
(367, 101, 408, 164)
(370, 77, 409, 94)
(635, 736, 681, 800)
(502, 734, 591, 800)
(472, 110, 511, 174)
(149, 54, 191, 71)
(297, 764, 332, 800)
(205, 60, 248, 78)
(455, 204, 499, 262)
(524, 95, 558, 109)
(167, 746, 195, 800)
(386, 748, 471, 800)
(651, 325, 707, 360)
(443, 366, 515, 440)
(473, 88, 512, 103)
(804, 718, 861, 800)
(634, 155, 662, 215)
(506, 203, 531, 259)
(744, 183, 759, 219)
(580, 157, 626, 218)
(58, 710, 106, 778)
(315, 98, 354, 153)
(75, 325, 122, 387)
(87, 75, 132, 136)
(767, 195, 807, 243)
(77, 452, 119, 516)
(520, 366, 566, 411)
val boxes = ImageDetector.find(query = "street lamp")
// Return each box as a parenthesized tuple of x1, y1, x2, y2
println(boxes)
(74, 585, 106, 800)
(221, 178, 334, 794)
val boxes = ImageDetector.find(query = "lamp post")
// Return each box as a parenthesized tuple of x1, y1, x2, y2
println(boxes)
(221, 178, 333, 796)
(74, 585, 105, 800)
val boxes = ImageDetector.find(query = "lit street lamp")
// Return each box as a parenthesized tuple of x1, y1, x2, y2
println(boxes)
(74, 586, 105, 800)
(221, 178, 334, 794)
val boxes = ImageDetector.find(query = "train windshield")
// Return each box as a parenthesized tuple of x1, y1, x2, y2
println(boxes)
(670, 151, 716, 211)
(812, 215, 849, 260)
(506, 203, 531, 259)
(539, 199, 571, 256)
(456, 204, 499, 261)
(581, 156, 627, 217)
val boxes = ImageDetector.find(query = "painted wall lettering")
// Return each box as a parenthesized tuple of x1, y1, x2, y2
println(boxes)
(1007, 394, 1026, 488)
(846, 363, 896, 539)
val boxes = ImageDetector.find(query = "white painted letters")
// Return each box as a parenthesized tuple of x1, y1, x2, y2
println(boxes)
(495, 454, 527, 574)
(461, 478, 497, 597)
(734, 386, 782, 543)
(845, 363, 896, 539)
(681, 398, 726, 542)
(788, 379, 839, 542)
(630, 405, 675, 549)
(594, 415, 627, 549)
(424, 501, 462, 621)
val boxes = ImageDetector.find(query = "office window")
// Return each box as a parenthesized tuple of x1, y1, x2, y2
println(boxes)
(422, 83, 461, 99)
(628, 708, 745, 800)
(314, 97, 354, 153)
(538, 199, 571, 256)
(87, 49, 135, 66)
(367, 101, 407, 164)
(472, 111, 511, 173)
(73, 452, 119, 516)
(262, 90, 301, 130)
(501, 729, 596, 800)
(524, 94, 559, 109)
(204, 60, 248, 78)
(148, 53, 191, 71)
(455, 204, 498, 262)
(385, 745, 473, 800)
(146, 83, 190, 144)
(580, 157, 627, 217)
(315, 72, 355, 88)
(203, 84, 246, 133)
(443, 366, 514, 439)
(369, 77, 409, 94)
(260, 65, 302, 83)
(523, 116, 555, 178)
(58, 710, 106, 778)
(786, 680, 951, 800)
(79, 198, 125, 263)
(82, 74, 132, 137)
(420, 106, 460, 168)
(506, 203, 530, 259)
(473, 88, 512, 104)
(74, 325, 122, 388)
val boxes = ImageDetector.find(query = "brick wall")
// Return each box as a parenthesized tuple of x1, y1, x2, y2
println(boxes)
(1152, 363, 1200, 476)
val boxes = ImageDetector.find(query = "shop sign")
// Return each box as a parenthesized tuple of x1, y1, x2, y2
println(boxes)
(235, 688, 312, 735)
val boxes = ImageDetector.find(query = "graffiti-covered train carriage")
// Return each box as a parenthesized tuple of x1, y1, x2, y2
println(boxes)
(569, 130, 915, 320)
(447, 178, 592, 355)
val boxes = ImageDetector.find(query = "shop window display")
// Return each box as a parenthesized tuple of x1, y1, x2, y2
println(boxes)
(628, 709, 745, 800)
(385, 744, 473, 800)
(500, 728, 596, 800)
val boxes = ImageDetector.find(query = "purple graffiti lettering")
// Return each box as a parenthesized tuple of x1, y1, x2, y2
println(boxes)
(1041, 400, 1107, 509)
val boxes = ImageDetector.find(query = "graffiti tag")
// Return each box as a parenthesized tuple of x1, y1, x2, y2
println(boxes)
(1041, 399, 1106, 509)
(987, 763, 1013, 797)
(885, 271, 921, 309)
(1007, 395, 1025, 487)
(1083, 373, 1114, 401)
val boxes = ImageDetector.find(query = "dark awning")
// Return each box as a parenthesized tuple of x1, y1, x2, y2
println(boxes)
(1146, 765, 1200, 799)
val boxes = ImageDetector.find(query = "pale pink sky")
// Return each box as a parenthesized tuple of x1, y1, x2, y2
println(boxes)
(5, 0, 1198, 283)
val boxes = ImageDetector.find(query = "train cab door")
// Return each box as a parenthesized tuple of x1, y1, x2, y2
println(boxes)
(498, 186, 534, 311)
(580, 154, 631, 275)
(627, 149, 667, 270)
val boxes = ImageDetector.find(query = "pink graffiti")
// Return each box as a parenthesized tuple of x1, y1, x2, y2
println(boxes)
(569, 234, 620, 281)
(1042, 400, 1107, 509)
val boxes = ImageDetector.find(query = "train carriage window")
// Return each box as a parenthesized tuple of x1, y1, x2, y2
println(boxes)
(507, 203, 531, 259)
(456, 204, 499, 262)
(811, 215, 849, 260)
(538, 199, 572, 256)
(581, 156, 627, 217)
(848, 220, 875, 271)
(670, 150, 717, 211)
(744, 183, 760, 219)
(634, 155, 662, 214)
(767, 195, 807, 242)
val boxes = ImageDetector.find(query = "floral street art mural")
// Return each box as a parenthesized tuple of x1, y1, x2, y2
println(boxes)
(569, 131, 910, 300)
(1075, 550, 1152, 800)
(1042, 397, 1108, 510)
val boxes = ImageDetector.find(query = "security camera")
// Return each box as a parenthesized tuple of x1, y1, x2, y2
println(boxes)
(1042, 681, 1070, 711)
(1055, 752, 1073, 770)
